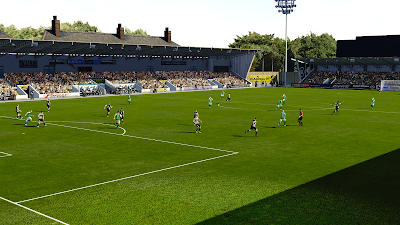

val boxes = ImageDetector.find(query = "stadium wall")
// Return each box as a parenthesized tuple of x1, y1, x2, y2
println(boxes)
(0, 54, 246, 75)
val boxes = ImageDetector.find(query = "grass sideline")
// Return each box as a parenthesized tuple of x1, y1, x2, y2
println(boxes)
(0, 87, 399, 224)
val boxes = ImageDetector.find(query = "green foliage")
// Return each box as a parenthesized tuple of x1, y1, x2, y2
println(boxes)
(230, 32, 285, 72)
(0, 24, 49, 40)
(125, 28, 149, 36)
(0, 21, 100, 40)
(294, 32, 336, 58)
(229, 32, 337, 72)
(60, 21, 99, 33)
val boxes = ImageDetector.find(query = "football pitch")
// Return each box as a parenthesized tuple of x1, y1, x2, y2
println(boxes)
(0, 87, 399, 224)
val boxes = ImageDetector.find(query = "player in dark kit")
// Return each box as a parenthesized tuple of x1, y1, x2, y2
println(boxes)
(332, 100, 344, 114)
(37, 111, 47, 128)
(120, 108, 124, 124)
(16, 104, 23, 119)
(104, 102, 113, 117)
(245, 117, 258, 136)
(46, 99, 51, 112)
(298, 109, 303, 126)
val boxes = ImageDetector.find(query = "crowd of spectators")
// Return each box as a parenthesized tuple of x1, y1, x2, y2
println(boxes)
(1, 79, 15, 99)
(213, 73, 249, 87)
(4, 70, 249, 94)
(5, 72, 96, 94)
(305, 71, 400, 86)
(304, 71, 333, 84)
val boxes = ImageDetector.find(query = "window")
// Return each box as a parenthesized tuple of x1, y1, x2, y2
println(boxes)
(44, 66, 55, 74)
(147, 66, 154, 72)
(190, 66, 197, 71)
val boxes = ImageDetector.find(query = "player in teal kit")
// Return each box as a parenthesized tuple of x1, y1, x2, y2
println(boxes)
(208, 96, 213, 108)
(276, 99, 283, 111)
(114, 111, 121, 128)
(282, 94, 286, 104)
(278, 110, 286, 127)
(24, 110, 34, 126)
(371, 97, 375, 109)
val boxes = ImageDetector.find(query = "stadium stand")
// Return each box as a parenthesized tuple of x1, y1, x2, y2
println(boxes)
(4, 70, 249, 96)
(304, 71, 400, 86)
(0, 78, 14, 100)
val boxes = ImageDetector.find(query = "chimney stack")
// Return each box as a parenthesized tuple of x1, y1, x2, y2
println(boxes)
(52, 16, 60, 37)
(117, 24, 124, 40)
(164, 27, 171, 43)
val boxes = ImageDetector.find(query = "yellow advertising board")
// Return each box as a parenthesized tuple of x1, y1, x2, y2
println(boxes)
(249, 75, 276, 82)
(18, 85, 29, 91)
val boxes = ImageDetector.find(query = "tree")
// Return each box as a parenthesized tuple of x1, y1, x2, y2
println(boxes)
(125, 28, 149, 36)
(229, 32, 285, 72)
(295, 32, 336, 58)
(60, 21, 99, 33)
(229, 32, 337, 72)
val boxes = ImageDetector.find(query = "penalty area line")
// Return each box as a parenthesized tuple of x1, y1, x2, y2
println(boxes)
(0, 151, 12, 157)
(16, 152, 238, 204)
(0, 196, 69, 225)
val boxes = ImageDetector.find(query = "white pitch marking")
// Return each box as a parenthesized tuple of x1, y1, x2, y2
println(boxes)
(0, 151, 12, 157)
(2, 117, 238, 202)
(17, 152, 238, 204)
(0, 196, 69, 225)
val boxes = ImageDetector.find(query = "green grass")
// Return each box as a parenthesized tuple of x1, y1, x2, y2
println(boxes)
(0, 87, 399, 224)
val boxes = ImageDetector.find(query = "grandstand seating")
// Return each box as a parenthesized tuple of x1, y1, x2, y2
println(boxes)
(304, 71, 400, 86)
(0, 78, 14, 100)
(4, 71, 249, 95)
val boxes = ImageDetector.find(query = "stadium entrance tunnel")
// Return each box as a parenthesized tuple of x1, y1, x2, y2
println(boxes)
(198, 148, 400, 224)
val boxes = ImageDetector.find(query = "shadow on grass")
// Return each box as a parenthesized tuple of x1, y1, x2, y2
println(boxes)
(198, 148, 400, 224)
(232, 135, 254, 138)
(177, 124, 193, 127)
(176, 131, 197, 133)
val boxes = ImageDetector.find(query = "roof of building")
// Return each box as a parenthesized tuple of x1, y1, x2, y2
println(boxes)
(0, 30, 14, 39)
(0, 37, 261, 59)
(42, 30, 180, 47)
(297, 57, 400, 66)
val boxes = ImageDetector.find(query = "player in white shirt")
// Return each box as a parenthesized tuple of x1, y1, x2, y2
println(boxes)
(37, 111, 47, 128)
(193, 115, 202, 133)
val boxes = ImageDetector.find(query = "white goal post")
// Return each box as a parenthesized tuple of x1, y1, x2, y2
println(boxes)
(381, 80, 400, 91)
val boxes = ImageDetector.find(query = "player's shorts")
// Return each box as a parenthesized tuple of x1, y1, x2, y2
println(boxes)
(195, 123, 201, 127)
(371, 103, 374, 106)
(209, 102, 212, 106)
(107, 109, 110, 112)
(39, 119, 44, 122)
(250, 126, 257, 130)
(280, 118, 286, 122)
(26, 117, 32, 121)
(116, 120, 120, 124)
(278, 104, 282, 107)
(221, 94, 224, 97)
(298, 116, 303, 121)
(47, 104, 50, 107)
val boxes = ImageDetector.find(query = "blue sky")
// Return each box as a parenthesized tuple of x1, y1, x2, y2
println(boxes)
(1, 0, 399, 48)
